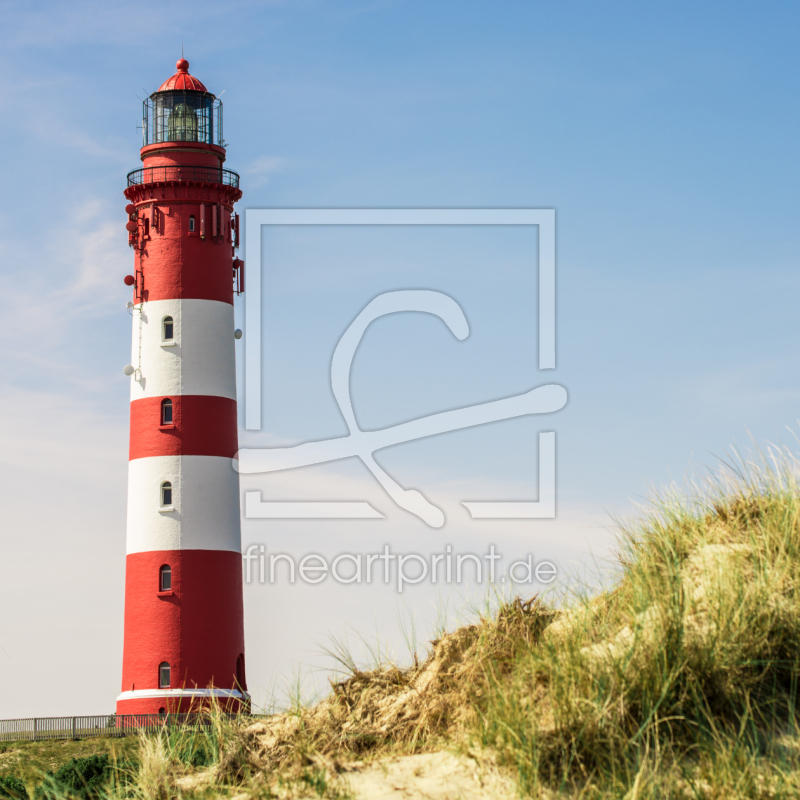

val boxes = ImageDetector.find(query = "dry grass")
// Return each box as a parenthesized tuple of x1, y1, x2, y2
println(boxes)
(9, 447, 800, 798)
(478, 448, 800, 797)
(227, 447, 800, 797)
(230, 595, 552, 777)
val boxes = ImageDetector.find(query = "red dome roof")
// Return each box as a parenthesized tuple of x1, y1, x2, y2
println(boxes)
(156, 59, 209, 93)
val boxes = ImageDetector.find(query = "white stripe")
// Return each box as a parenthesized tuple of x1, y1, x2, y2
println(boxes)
(116, 688, 249, 701)
(129, 299, 237, 401)
(126, 456, 241, 554)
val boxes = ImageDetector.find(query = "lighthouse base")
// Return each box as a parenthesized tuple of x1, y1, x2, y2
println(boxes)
(116, 688, 250, 715)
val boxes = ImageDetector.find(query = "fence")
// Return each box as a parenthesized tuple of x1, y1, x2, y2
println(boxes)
(0, 714, 232, 743)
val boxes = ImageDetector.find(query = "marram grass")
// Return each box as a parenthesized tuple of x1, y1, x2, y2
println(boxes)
(478, 446, 800, 797)
(8, 447, 800, 798)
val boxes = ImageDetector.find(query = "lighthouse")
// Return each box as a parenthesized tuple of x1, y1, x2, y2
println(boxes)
(117, 59, 248, 714)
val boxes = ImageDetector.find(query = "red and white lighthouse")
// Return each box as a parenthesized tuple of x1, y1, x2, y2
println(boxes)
(117, 59, 247, 714)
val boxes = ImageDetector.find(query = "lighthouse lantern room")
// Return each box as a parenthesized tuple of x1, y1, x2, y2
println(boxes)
(118, 59, 247, 714)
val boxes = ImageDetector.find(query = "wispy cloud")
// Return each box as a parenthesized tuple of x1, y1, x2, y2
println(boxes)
(243, 155, 289, 188)
(0, 196, 129, 386)
(0, 0, 288, 49)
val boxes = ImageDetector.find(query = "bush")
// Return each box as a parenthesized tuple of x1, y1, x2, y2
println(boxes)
(34, 754, 128, 800)
(0, 776, 27, 799)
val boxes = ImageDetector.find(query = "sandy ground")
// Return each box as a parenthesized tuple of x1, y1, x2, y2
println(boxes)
(341, 751, 516, 800)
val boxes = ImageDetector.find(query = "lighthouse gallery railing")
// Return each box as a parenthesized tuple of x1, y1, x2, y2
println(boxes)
(127, 165, 240, 189)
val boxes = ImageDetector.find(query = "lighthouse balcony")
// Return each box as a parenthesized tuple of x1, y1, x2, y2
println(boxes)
(127, 164, 240, 189)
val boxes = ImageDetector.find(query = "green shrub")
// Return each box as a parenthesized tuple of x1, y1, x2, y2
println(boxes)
(34, 754, 131, 800)
(0, 776, 27, 799)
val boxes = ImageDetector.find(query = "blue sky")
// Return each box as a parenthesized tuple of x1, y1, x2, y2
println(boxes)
(1, 0, 800, 716)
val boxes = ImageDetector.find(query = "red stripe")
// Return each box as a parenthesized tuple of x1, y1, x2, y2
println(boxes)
(138, 226, 234, 305)
(118, 549, 245, 714)
(129, 395, 238, 460)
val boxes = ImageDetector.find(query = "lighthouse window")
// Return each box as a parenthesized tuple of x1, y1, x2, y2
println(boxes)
(162, 316, 174, 341)
(160, 565, 172, 592)
(159, 662, 171, 689)
(161, 399, 173, 425)
(160, 481, 173, 508)
(189, 215, 196, 232)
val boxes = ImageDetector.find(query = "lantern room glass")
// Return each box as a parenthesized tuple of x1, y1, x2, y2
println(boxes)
(143, 91, 223, 147)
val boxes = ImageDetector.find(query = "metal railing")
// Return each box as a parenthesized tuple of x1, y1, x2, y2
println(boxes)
(127, 165, 240, 189)
(0, 714, 244, 743)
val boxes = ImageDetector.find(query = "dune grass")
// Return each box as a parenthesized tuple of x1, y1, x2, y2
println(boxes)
(477, 447, 800, 797)
(6, 447, 800, 798)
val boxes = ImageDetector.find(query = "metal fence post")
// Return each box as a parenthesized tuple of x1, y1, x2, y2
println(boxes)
(32, 718, 37, 742)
